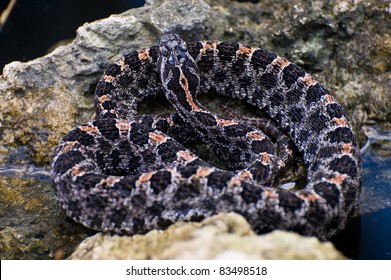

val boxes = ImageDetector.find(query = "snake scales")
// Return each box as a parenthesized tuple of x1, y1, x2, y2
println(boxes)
(51, 34, 361, 240)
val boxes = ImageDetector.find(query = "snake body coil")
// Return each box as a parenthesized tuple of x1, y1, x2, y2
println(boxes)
(51, 34, 361, 239)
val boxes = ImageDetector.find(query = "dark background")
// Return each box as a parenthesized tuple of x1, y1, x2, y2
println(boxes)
(0, 0, 145, 72)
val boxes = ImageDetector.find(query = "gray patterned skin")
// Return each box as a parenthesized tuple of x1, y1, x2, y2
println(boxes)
(51, 34, 361, 240)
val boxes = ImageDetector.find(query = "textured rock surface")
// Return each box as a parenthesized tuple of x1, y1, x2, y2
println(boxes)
(0, 174, 94, 259)
(69, 213, 346, 260)
(0, 0, 389, 259)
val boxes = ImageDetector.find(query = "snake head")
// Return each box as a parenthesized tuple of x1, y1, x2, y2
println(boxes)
(159, 33, 188, 66)
(158, 34, 201, 111)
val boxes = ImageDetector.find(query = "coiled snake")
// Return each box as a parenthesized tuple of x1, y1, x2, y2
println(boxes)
(51, 34, 361, 240)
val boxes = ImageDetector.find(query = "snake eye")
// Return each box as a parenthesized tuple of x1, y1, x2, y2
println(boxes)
(160, 47, 169, 57)
(178, 43, 187, 52)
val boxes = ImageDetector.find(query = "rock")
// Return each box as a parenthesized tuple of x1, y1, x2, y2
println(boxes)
(0, 175, 94, 259)
(0, 0, 389, 259)
(69, 213, 346, 260)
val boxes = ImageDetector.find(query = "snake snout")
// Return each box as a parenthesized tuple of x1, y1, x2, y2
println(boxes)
(159, 34, 188, 66)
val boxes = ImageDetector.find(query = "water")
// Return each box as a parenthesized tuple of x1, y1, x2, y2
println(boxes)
(359, 208, 391, 259)
(357, 127, 391, 259)
(332, 126, 391, 259)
